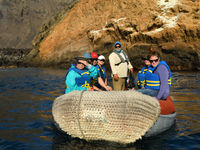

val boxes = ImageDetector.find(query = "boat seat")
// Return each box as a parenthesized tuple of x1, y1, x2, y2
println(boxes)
(159, 96, 176, 115)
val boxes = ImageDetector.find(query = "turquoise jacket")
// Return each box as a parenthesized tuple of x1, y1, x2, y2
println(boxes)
(65, 64, 97, 94)
(90, 64, 98, 86)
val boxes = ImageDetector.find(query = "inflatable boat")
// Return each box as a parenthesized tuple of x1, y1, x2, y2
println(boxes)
(52, 90, 176, 144)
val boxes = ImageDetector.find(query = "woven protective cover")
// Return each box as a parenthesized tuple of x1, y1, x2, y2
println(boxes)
(52, 90, 160, 144)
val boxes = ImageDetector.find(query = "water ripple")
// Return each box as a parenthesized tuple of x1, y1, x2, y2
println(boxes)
(0, 68, 200, 150)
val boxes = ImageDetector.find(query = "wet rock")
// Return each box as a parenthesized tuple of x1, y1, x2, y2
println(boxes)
(0, 48, 31, 67)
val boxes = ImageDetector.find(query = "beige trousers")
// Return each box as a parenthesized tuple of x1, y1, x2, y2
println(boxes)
(112, 77, 126, 91)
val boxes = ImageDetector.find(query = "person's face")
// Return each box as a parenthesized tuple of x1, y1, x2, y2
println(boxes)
(149, 56, 160, 67)
(115, 44, 121, 50)
(144, 59, 151, 66)
(76, 61, 85, 70)
(92, 59, 97, 66)
(98, 59, 105, 66)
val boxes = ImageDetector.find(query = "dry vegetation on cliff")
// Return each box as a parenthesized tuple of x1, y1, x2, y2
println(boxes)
(25, 0, 200, 70)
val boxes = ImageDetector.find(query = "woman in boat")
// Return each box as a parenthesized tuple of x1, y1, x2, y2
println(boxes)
(136, 50, 171, 100)
(90, 52, 102, 91)
(65, 57, 97, 94)
(94, 55, 112, 91)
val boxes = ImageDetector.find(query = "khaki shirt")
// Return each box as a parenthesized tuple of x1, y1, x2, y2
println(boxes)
(109, 50, 133, 78)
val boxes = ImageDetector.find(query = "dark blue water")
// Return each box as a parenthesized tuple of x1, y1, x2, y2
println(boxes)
(0, 68, 199, 150)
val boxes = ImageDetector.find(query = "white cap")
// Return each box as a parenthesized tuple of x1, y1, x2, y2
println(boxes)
(98, 55, 105, 60)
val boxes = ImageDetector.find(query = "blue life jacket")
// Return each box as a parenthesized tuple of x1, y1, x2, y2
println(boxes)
(145, 61, 171, 90)
(137, 66, 149, 88)
(66, 64, 91, 88)
(94, 65, 106, 88)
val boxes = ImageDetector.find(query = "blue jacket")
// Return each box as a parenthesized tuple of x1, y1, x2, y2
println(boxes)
(145, 61, 171, 90)
(137, 66, 149, 88)
(94, 65, 106, 88)
(65, 64, 97, 94)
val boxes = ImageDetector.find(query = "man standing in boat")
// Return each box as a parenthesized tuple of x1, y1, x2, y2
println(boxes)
(109, 42, 133, 91)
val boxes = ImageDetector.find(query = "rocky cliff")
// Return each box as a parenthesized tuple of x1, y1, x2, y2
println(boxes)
(17, 0, 200, 70)
(0, 0, 74, 49)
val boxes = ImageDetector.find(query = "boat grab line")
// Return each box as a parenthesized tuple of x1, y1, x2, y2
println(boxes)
(77, 90, 85, 139)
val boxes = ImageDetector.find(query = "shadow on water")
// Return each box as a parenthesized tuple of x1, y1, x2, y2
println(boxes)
(52, 123, 138, 150)
(51, 123, 179, 150)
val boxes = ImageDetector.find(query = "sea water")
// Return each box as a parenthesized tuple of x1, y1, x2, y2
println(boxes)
(0, 68, 199, 150)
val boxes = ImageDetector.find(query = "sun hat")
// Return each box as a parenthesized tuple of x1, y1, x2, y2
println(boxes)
(98, 55, 105, 60)
(83, 52, 92, 59)
(114, 41, 121, 47)
(72, 57, 87, 64)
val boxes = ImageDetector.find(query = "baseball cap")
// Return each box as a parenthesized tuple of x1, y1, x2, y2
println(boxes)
(98, 55, 105, 60)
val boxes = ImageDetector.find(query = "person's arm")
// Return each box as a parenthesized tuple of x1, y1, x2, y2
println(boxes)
(78, 60, 97, 78)
(87, 64, 97, 78)
(125, 52, 133, 71)
(156, 65, 170, 100)
(105, 77, 108, 86)
(92, 85, 102, 91)
(127, 60, 133, 73)
(65, 70, 87, 91)
(97, 77, 112, 91)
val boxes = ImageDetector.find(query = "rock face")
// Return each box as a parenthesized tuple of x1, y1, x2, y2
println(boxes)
(0, 48, 31, 67)
(23, 0, 200, 70)
(0, 0, 74, 49)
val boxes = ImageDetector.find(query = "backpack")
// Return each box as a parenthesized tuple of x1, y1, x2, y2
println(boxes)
(114, 51, 129, 66)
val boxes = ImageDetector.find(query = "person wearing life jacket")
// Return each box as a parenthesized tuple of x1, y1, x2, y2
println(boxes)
(136, 50, 172, 100)
(89, 52, 102, 91)
(65, 57, 97, 94)
(91, 52, 98, 66)
(136, 56, 151, 89)
(94, 55, 112, 91)
(90, 52, 99, 90)
(109, 42, 133, 91)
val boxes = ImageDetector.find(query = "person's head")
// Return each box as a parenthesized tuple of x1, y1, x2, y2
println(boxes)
(114, 42, 122, 52)
(97, 55, 105, 66)
(72, 57, 87, 70)
(147, 50, 161, 67)
(142, 56, 151, 66)
(76, 60, 85, 70)
(91, 52, 98, 66)
(83, 52, 92, 63)
(144, 59, 151, 66)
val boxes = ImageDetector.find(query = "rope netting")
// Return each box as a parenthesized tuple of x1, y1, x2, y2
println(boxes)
(52, 90, 160, 144)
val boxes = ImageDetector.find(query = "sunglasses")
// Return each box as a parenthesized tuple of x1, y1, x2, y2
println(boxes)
(115, 45, 121, 48)
(77, 62, 85, 65)
(99, 59, 105, 62)
(149, 59, 159, 63)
